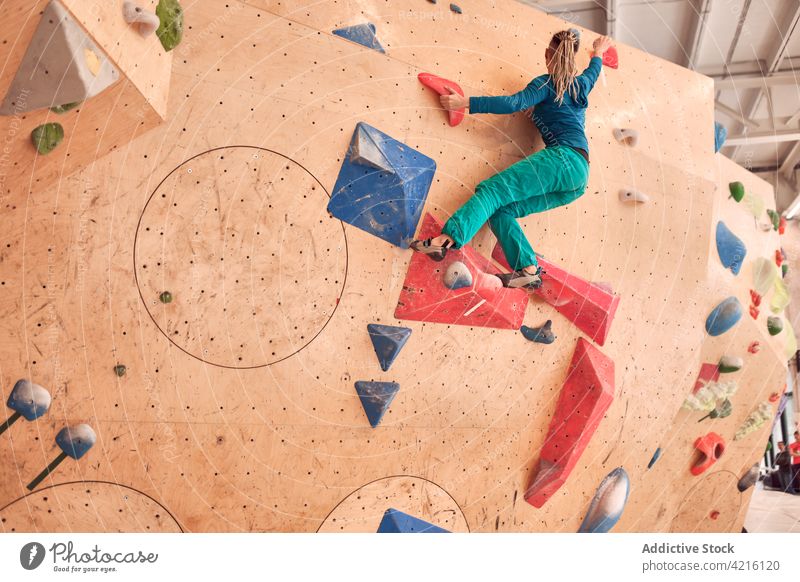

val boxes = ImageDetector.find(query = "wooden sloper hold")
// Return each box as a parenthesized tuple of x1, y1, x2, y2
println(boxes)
(525, 337, 615, 508)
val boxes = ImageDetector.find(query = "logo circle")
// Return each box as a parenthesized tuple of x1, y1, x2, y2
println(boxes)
(19, 542, 46, 570)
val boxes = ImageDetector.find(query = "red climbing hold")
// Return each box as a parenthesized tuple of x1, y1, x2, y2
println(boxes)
(779, 216, 787, 235)
(692, 363, 720, 394)
(709, 510, 720, 520)
(775, 249, 784, 267)
(749, 290, 762, 307)
(395, 214, 528, 329)
(525, 338, 615, 508)
(418, 72, 466, 127)
(690, 432, 725, 476)
(602, 46, 619, 69)
(749, 305, 760, 320)
(748, 341, 760, 354)
(493, 244, 620, 346)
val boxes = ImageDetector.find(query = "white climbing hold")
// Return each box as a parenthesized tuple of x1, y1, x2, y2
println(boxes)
(613, 128, 639, 147)
(443, 261, 473, 290)
(123, 2, 161, 38)
(618, 189, 649, 204)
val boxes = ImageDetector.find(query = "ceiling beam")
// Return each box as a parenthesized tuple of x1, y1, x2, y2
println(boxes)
(713, 72, 800, 90)
(779, 141, 800, 181)
(724, 129, 800, 147)
(686, 0, 713, 70)
(605, 0, 617, 37)
(715, 101, 760, 129)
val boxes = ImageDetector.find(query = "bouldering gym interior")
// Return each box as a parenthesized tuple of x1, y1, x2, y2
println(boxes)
(1, 0, 800, 578)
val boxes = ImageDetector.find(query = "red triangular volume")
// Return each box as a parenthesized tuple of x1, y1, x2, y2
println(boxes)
(602, 47, 618, 69)
(418, 72, 465, 127)
(395, 214, 528, 329)
(525, 338, 615, 508)
(492, 244, 619, 346)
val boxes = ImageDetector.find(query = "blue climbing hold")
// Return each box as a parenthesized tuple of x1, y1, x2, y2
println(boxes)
(367, 324, 412, 372)
(715, 221, 746, 275)
(328, 122, 436, 248)
(714, 122, 727, 153)
(355, 381, 400, 427)
(377, 508, 450, 533)
(578, 467, 630, 533)
(331, 23, 385, 53)
(7, 379, 51, 421)
(705, 296, 742, 336)
(55, 424, 96, 460)
(449, 3, 462, 13)
(520, 320, 556, 344)
(647, 447, 661, 469)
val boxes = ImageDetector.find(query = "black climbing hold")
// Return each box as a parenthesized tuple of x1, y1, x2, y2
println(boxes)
(114, 365, 127, 377)
(647, 447, 661, 469)
(159, 291, 173, 304)
(520, 320, 555, 344)
(355, 381, 400, 428)
(367, 324, 412, 372)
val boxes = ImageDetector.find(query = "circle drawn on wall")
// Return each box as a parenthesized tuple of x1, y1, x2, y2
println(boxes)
(134, 146, 348, 368)
(669, 471, 741, 533)
(0, 481, 182, 532)
(318, 475, 469, 533)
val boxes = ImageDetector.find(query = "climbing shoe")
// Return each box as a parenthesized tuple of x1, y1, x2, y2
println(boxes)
(409, 238, 451, 262)
(496, 266, 544, 289)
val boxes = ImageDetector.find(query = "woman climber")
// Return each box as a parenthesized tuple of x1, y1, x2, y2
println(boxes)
(411, 30, 614, 289)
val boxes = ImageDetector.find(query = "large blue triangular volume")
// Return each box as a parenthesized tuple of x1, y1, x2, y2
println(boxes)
(377, 508, 450, 533)
(367, 324, 412, 371)
(328, 122, 436, 248)
(331, 23, 385, 53)
(355, 381, 400, 428)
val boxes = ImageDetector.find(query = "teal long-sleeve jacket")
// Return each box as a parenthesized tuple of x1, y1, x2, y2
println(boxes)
(468, 56, 603, 154)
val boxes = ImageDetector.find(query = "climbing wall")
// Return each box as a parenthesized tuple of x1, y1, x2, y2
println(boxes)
(0, 0, 791, 533)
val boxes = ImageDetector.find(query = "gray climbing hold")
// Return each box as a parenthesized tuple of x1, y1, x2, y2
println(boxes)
(156, 0, 184, 52)
(348, 123, 394, 173)
(450, 3, 462, 13)
(0, 0, 120, 116)
(31, 123, 64, 155)
(443, 261, 472, 290)
(613, 128, 639, 147)
(618, 188, 649, 204)
(768, 316, 783, 336)
(737, 463, 759, 492)
(718, 355, 742, 374)
(123, 2, 161, 37)
(520, 320, 556, 344)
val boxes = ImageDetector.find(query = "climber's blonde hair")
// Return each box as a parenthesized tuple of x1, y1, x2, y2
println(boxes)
(547, 29, 580, 105)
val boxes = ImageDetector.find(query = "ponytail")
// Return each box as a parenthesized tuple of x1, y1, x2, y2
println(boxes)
(549, 29, 580, 105)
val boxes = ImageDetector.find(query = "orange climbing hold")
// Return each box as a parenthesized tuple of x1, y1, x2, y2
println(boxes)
(492, 244, 620, 346)
(395, 214, 528, 329)
(524, 338, 615, 508)
(690, 432, 725, 476)
(418, 72, 466, 127)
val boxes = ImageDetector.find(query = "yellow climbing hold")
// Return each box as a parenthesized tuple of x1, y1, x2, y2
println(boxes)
(771, 277, 790, 313)
(742, 190, 765, 219)
(784, 319, 797, 360)
(84, 48, 101, 76)
(753, 257, 777, 296)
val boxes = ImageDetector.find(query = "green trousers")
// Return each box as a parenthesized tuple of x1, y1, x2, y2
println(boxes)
(442, 145, 590, 270)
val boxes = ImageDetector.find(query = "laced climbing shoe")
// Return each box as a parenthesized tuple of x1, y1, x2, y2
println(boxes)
(409, 238, 451, 262)
(497, 266, 544, 289)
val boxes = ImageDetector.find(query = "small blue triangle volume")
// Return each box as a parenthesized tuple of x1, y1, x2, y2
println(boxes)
(367, 324, 412, 372)
(355, 381, 400, 428)
(328, 122, 436, 248)
(376, 508, 450, 533)
(331, 23, 385, 53)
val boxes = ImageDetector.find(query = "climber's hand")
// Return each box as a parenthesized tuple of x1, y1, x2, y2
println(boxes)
(440, 87, 468, 111)
(592, 35, 613, 57)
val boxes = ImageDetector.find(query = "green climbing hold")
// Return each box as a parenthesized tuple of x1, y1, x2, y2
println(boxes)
(114, 364, 127, 377)
(718, 355, 742, 373)
(783, 264, 789, 278)
(156, 0, 184, 52)
(31, 123, 64, 155)
(767, 209, 781, 231)
(728, 181, 745, 202)
(698, 398, 732, 422)
(50, 101, 81, 114)
(768, 316, 783, 336)
(159, 291, 173, 304)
